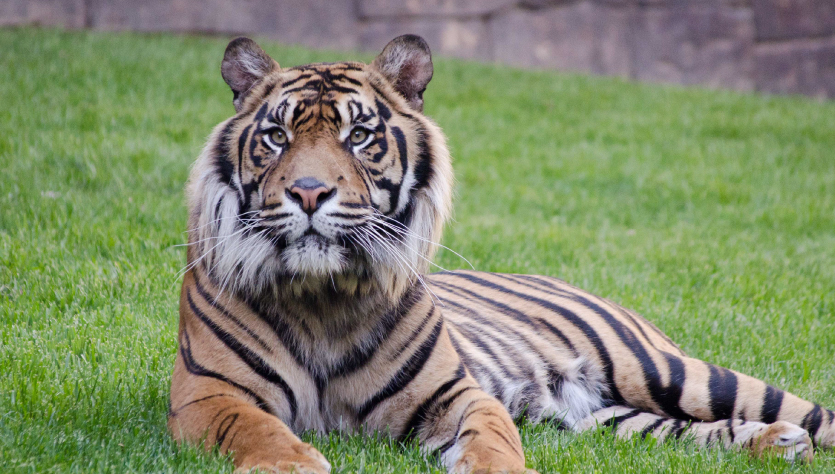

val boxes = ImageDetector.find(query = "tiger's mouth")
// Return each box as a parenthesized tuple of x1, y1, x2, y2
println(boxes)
(279, 233, 350, 277)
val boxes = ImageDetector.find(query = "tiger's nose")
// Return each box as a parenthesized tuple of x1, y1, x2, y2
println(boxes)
(287, 177, 335, 215)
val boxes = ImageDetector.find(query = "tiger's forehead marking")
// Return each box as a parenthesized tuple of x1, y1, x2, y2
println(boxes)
(257, 63, 378, 135)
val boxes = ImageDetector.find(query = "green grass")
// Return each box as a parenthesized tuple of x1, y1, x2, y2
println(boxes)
(1, 27, 834, 473)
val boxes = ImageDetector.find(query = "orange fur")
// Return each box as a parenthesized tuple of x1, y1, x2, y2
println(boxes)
(169, 36, 833, 473)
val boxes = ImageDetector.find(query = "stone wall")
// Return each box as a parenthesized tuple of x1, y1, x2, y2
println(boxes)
(3, 0, 834, 98)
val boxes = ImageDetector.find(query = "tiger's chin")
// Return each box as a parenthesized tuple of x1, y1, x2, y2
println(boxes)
(280, 234, 350, 277)
(276, 237, 409, 300)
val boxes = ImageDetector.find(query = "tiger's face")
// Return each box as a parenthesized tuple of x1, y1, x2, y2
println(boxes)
(187, 36, 452, 302)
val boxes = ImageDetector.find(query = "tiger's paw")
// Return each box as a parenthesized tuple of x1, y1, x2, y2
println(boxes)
(234, 441, 331, 474)
(451, 452, 536, 474)
(750, 421, 813, 463)
(468, 468, 538, 474)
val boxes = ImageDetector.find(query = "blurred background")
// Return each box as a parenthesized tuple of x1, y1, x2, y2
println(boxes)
(2, 0, 833, 99)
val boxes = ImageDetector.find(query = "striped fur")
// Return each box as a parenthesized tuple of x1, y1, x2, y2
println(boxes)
(169, 36, 833, 473)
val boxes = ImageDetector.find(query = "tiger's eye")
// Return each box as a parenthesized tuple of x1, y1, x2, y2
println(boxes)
(270, 128, 287, 145)
(350, 127, 368, 144)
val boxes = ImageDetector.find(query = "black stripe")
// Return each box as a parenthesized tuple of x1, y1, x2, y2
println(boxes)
(436, 426, 478, 456)
(436, 386, 477, 416)
(707, 364, 738, 421)
(621, 307, 684, 356)
(670, 419, 689, 439)
(216, 413, 239, 449)
(435, 437, 457, 455)
(639, 417, 666, 439)
(192, 275, 271, 352)
(436, 273, 624, 403)
(214, 117, 240, 184)
(451, 323, 525, 382)
(328, 212, 365, 220)
(281, 74, 313, 88)
(260, 202, 282, 211)
(447, 327, 505, 404)
(237, 124, 252, 191)
(259, 82, 276, 100)
(390, 307, 436, 361)
(178, 328, 270, 412)
(602, 409, 641, 431)
(706, 428, 715, 446)
(187, 291, 297, 422)
(802, 405, 824, 441)
(439, 280, 582, 399)
(612, 306, 660, 351)
(760, 385, 784, 424)
(336, 74, 363, 87)
(533, 316, 579, 357)
(171, 393, 235, 415)
(375, 98, 392, 120)
(356, 318, 444, 422)
(401, 363, 466, 440)
(330, 286, 423, 377)
(726, 417, 735, 443)
(245, 284, 421, 381)
(374, 177, 402, 216)
(370, 83, 416, 119)
(253, 101, 270, 122)
(412, 128, 433, 191)
(391, 125, 409, 178)
(212, 195, 225, 224)
(485, 423, 521, 456)
(261, 212, 292, 221)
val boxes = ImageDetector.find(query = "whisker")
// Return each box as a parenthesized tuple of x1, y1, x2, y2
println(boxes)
(367, 212, 474, 269)
(174, 223, 255, 283)
(366, 219, 453, 273)
(183, 211, 262, 234)
(359, 224, 442, 307)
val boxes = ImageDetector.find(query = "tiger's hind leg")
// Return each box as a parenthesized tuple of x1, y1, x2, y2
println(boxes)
(577, 406, 813, 462)
(608, 352, 835, 452)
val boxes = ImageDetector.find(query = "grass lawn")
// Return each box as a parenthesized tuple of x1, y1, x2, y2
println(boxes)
(1, 27, 834, 473)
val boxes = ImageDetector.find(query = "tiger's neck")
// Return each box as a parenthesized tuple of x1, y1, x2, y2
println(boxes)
(192, 262, 430, 375)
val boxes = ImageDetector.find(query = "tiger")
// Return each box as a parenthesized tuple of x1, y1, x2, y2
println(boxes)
(168, 34, 834, 474)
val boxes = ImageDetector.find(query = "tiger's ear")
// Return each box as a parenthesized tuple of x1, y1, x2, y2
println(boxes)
(372, 35, 433, 112)
(221, 37, 279, 112)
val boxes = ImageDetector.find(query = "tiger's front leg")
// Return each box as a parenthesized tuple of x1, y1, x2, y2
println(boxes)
(395, 329, 535, 474)
(169, 272, 330, 474)
(169, 357, 330, 474)
(416, 378, 534, 474)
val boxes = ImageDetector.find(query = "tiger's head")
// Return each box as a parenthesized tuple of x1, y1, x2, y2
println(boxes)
(186, 35, 452, 306)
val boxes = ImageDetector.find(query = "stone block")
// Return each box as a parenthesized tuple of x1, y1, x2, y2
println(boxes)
(593, 0, 753, 5)
(0, 0, 86, 28)
(753, 0, 835, 41)
(490, 1, 635, 77)
(518, 0, 578, 9)
(88, 0, 358, 50)
(755, 38, 835, 99)
(632, 3, 755, 90)
(358, 0, 516, 19)
(360, 17, 492, 60)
